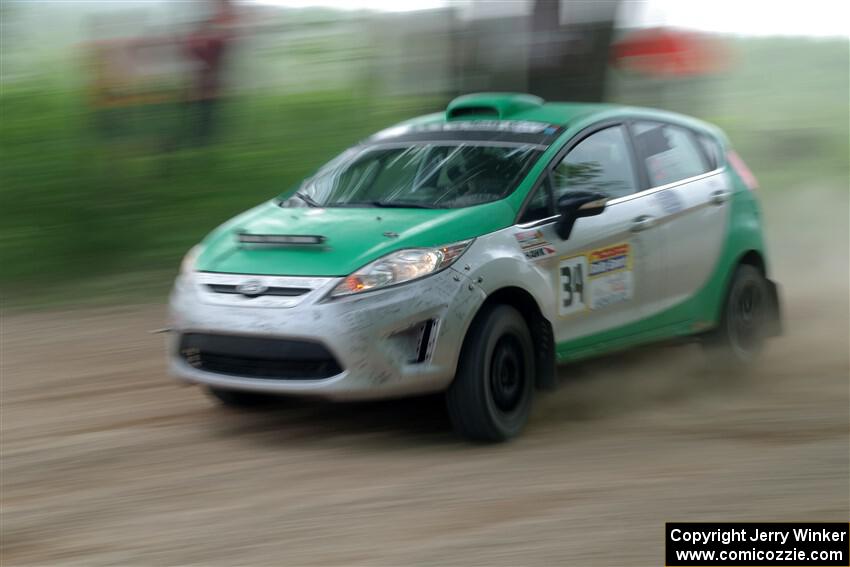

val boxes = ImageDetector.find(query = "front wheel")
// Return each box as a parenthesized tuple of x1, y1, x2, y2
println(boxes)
(704, 264, 770, 369)
(446, 304, 535, 442)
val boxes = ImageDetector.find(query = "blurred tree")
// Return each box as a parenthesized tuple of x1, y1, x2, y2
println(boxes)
(528, 0, 620, 102)
(453, 0, 620, 102)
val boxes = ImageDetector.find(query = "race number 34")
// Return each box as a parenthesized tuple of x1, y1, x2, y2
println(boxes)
(559, 256, 588, 316)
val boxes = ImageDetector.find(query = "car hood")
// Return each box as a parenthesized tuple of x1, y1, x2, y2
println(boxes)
(195, 200, 514, 276)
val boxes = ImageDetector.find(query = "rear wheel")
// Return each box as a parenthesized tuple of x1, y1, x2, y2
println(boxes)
(206, 387, 278, 408)
(446, 304, 535, 442)
(705, 264, 770, 368)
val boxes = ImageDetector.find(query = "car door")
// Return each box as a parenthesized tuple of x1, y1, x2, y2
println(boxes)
(515, 124, 667, 346)
(630, 121, 727, 312)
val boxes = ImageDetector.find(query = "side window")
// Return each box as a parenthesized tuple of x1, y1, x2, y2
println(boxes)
(633, 121, 709, 187)
(519, 175, 553, 223)
(552, 126, 637, 201)
(697, 133, 723, 170)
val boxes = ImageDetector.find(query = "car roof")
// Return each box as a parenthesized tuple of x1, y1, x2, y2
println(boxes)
(386, 93, 723, 142)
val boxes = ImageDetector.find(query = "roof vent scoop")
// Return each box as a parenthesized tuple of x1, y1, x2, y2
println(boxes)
(446, 93, 545, 121)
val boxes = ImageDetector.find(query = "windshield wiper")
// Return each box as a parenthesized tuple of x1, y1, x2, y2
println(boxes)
(295, 192, 321, 208)
(326, 200, 441, 209)
(373, 200, 442, 209)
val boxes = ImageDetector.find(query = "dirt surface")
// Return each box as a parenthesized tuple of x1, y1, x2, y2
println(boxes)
(2, 190, 848, 566)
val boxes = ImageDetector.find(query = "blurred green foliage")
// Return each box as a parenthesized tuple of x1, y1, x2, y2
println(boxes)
(1, 36, 847, 307)
(0, 89, 440, 303)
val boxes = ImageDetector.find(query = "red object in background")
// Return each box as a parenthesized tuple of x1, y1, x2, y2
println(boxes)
(185, 0, 237, 101)
(611, 28, 728, 77)
(727, 150, 759, 190)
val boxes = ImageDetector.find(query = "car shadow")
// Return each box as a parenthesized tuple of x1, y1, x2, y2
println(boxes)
(204, 393, 463, 450)
(203, 343, 751, 448)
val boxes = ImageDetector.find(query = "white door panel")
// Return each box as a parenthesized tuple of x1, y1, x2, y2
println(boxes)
(523, 194, 667, 344)
(656, 171, 731, 309)
(630, 121, 730, 316)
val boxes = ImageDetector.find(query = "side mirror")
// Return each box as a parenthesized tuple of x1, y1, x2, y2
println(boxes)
(555, 190, 609, 240)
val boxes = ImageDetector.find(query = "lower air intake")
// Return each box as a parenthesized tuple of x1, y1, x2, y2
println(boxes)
(179, 333, 343, 380)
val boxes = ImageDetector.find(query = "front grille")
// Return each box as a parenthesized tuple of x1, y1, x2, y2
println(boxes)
(195, 273, 333, 308)
(179, 333, 343, 380)
(205, 284, 310, 297)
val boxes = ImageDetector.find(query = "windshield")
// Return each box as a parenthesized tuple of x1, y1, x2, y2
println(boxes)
(287, 143, 542, 209)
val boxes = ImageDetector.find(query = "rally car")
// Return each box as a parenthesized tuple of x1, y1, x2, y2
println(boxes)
(169, 93, 781, 442)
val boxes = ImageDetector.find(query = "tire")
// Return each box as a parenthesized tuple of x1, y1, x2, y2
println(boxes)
(206, 386, 278, 408)
(446, 304, 535, 442)
(704, 264, 770, 369)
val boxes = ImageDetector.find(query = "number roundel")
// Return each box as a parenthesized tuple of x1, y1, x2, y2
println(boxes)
(559, 256, 587, 316)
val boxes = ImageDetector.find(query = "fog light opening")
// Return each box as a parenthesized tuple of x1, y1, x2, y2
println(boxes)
(414, 319, 437, 364)
(390, 318, 439, 365)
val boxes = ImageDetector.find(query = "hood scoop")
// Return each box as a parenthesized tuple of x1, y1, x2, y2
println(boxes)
(237, 233, 326, 247)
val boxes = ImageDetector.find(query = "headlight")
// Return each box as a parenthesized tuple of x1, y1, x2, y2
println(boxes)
(330, 240, 473, 298)
(180, 245, 202, 275)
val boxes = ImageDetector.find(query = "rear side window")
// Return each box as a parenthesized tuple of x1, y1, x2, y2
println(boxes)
(552, 125, 637, 200)
(633, 122, 708, 187)
(697, 133, 723, 170)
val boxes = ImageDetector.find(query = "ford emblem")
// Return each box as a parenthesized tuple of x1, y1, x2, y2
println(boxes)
(236, 280, 268, 297)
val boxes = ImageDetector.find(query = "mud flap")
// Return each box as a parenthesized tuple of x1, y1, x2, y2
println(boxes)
(764, 278, 783, 337)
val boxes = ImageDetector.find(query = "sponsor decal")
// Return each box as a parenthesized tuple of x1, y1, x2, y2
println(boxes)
(414, 120, 556, 134)
(525, 246, 556, 260)
(372, 121, 561, 140)
(588, 243, 631, 276)
(559, 242, 634, 315)
(514, 229, 556, 260)
(588, 242, 633, 310)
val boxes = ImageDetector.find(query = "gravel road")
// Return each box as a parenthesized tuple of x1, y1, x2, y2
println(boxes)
(2, 190, 847, 566)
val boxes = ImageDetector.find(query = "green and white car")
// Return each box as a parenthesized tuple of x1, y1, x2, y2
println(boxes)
(169, 93, 781, 441)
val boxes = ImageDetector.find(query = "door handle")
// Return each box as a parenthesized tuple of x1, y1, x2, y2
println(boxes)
(630, 214, 656, 232)
(710, 189, 730, 205)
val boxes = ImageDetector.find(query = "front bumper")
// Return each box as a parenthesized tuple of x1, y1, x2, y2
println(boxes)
(168, 268, 485, 400)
